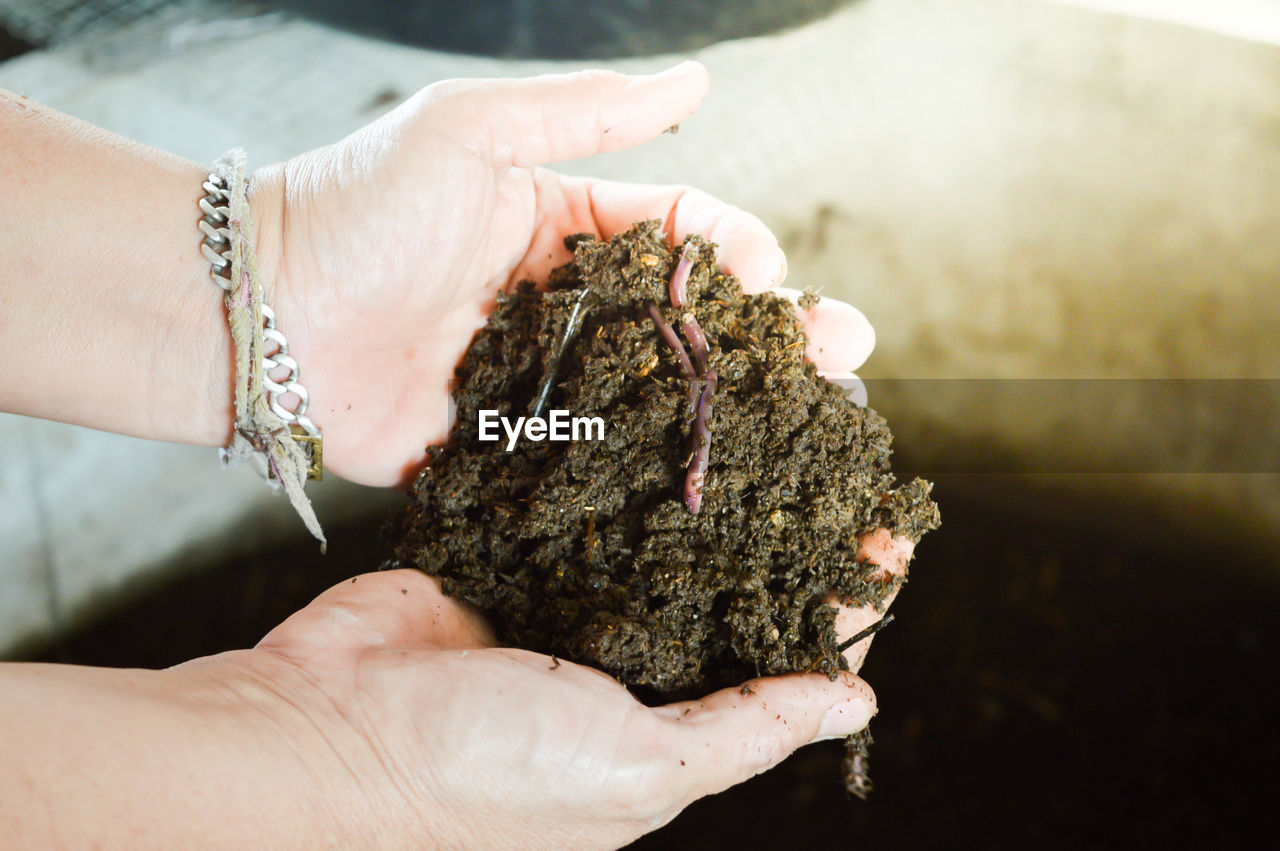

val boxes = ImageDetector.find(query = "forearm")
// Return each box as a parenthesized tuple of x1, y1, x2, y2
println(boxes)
(0, 90, 277, 446)
(0, 657, 354, 848)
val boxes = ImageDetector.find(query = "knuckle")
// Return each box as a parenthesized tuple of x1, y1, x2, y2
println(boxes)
(613, 768, 671, 823)
(620, 790, 681, 834)
(678, 185, 714, 211)
(417, 79, 499, 130)
(572, 68, 623, 87)
(741, 727, 793, 777)
(604, 723, 683, 825)
(420, 78, 475, 105)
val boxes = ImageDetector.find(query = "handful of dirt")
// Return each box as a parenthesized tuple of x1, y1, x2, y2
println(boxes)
(388, 220, 938, 699)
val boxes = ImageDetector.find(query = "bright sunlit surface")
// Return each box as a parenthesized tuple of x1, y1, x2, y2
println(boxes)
(1052, 0, 1280, 46)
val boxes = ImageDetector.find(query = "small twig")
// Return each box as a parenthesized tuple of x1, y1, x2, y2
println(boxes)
(531, 288, 591, 419)
(584, 506, 598, 559)
(684, 369, 717, 514)
(647, 303, 697, 380)
(835, 613, 895, 654)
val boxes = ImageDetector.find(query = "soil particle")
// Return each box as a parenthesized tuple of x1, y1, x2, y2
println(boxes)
(389, 220, 938, 699)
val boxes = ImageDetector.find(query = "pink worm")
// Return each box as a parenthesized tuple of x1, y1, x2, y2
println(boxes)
(668, 244, 711, 373)
(668, 244, 696, 308)
(647, 303, 697, 380)
(684, 369, 717, 514)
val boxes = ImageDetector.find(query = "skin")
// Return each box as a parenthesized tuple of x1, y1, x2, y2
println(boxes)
(0, 62, 916, 848)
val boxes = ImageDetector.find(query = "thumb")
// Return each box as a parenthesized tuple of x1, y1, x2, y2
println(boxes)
(650, 671, 876, 804)
(257, 569, 495, 659)
(424, 61, 710, 168)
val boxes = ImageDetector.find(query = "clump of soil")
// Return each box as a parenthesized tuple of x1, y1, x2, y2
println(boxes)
(388, 220, 938, 698)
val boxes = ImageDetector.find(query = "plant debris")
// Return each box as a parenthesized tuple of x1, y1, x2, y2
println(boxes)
(388, 220, 939, 701)
(843, 728, 875, 801)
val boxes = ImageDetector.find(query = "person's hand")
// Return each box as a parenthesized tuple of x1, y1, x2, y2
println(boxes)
(248, 62, 875, 486)
(0, 534, 912, 849)
(237, 529, 907, 847)
(175, 553, 909, 848)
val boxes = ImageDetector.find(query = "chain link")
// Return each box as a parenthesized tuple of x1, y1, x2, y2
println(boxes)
(198, 175, 234, 292)
(261, 303, 318, 437)
(199, 173, 319, 442)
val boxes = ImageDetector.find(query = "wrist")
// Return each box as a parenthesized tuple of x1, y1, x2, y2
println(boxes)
(166, 650, 385, 846)
(193, 155, 327, 539)
(185, 648, 465, 847)
(168, 160, 238, 447)
(246, 162, 287, 312)
(246, 160, 327, 444)
(186, 161, 290, 449)
(0, 656, 352, 847)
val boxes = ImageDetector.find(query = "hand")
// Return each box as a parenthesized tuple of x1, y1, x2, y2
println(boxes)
(249, 528, 910, 846)
(0, 543, 910, 850)
(249, 62, 875, 486)
(199, 568, 883, 848)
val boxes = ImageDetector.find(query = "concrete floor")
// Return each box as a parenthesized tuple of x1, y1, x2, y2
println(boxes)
(3, 0, 1278, 653)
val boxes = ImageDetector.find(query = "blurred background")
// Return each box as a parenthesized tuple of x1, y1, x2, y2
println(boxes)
(1, 0, 1277, 846)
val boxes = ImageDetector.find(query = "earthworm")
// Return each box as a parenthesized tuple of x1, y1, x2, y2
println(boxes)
(684, 369, 717, 514)
(668, 244, 711, 371)
(654, 243, 719, 513)
(681, 316, 710, 374)
(668, 243, 696, 308)
(646, 303, 698, 380)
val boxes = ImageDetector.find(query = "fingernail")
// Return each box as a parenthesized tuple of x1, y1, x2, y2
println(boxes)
(817, 696, 875, 740)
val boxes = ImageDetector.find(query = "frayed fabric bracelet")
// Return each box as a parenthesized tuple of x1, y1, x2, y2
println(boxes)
(199, 149, 326, 550)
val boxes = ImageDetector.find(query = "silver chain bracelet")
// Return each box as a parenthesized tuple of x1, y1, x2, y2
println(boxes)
(199, 173, 323, 480)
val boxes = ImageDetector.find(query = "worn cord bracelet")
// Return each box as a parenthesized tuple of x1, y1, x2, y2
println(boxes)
(199, 149, 326, 549)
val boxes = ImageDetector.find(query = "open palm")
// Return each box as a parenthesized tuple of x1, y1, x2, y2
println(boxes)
(214, 527, 912, 847)
(250, 63, 875, 486)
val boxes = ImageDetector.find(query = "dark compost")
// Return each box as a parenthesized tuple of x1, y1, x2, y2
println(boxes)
(389, 220, 939, 700)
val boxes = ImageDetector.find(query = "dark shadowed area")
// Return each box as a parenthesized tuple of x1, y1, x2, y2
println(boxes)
(273, 0, 851, 59)
(26, 478, 1279, 848)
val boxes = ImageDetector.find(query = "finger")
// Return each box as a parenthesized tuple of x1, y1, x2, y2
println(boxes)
(430, 62, 710, 169)
(650, 672, 876, 804)
(820, 371, 869, 407)
(585, 179, 787, 294)
(258, 569, 496, 658)
(520, 174, 872, 370)
(516, 171, 787, 294)
(835, 529, 917, 672)
(774, 287, 876, 372)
